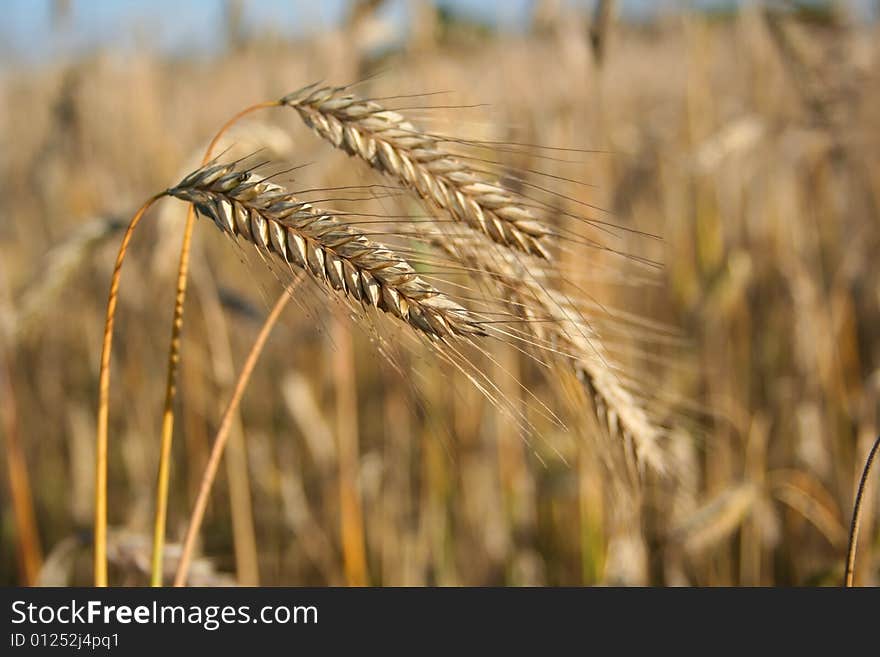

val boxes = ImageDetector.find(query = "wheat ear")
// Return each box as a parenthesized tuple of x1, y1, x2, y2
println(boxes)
(435, 235, 666, 472)
(166, 161, 485, 341)
(10, 217, 124, 345)
(280, 83, 667, 469)
(281, 84, 554, 259)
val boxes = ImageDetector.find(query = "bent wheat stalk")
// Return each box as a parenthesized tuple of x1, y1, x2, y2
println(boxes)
(94, 195, 162, 586)
(102, 86, 667, 588)
(281, 84, 554, 259)
(164, 156, 486, 584)
(151, 100, 278, 587)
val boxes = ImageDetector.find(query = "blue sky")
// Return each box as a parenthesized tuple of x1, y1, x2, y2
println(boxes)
(1, 1, 875, 66)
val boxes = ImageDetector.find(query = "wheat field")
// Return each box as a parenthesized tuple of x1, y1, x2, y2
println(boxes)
(1, 0, 878, 586)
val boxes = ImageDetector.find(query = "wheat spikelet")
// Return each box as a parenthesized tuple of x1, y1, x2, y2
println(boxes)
(166, 161, 485, 341)
(281, 84, 554, 259)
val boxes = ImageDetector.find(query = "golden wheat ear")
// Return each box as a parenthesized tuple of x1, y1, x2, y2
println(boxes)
(434, 234, 669, 473)
(280, 84, 555, 259)
(166, 160, 486, 342)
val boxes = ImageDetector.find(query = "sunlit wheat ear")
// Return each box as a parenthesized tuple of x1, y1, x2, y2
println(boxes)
(166, 161, 486, 341)
(280, 84, 554, 259)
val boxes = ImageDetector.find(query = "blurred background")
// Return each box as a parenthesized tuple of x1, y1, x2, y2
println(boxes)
(1, 0, 879, 586)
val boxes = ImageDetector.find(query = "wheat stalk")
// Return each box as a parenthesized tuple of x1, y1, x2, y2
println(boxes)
(166, 160, 485, 342)
(281, 84, 554, 259)
(94, 195, 163, 586)
(150, 101, 278, 586)
(174, 281, 296, 586)
(845, 434, 880, 587)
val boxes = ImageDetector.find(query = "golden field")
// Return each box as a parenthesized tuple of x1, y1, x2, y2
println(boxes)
(1, 1, 878, 586)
